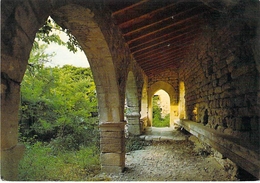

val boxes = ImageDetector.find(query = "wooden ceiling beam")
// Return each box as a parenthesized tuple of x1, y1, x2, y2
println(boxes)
(112, 0, 175, 25)
(129, 15, 202, 48)
(112, 0, 149, 17)
(135, 41, 193, 62)
(141, 57, 182, 72)
(118, 2, 177, 29)
(137, 48, 187, 64)
(126, 13, 203, 45)
(132, 32, 198, 57)
(134, 44, 195, 62)
(131, 28, 199, 54)
(122, 3, 204, 35)
(138, 51, 186, 67)
(131, 32, 198, 57)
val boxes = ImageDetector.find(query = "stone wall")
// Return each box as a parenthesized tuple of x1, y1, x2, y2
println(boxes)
(148, 68, 179, 104)
(179, 10, 259, 145)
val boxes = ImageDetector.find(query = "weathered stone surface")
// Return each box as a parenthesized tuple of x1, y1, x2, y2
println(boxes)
(1, 0, 259, 180)
(101, 165, 124, 174)
(1, 144, 25, 181)
(128, 124, 141, 135)
(100, 153, 125, 166)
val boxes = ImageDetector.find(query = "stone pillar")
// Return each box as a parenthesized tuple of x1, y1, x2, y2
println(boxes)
(1, 74, 25, 180)
(1, 144, 25, 180)
(126, 112, 141, 136)
(99, 122, 126, 173)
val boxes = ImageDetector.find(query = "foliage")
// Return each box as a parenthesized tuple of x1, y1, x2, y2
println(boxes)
(125, 137, 150, 152)
(19, 43, 98, 151)
(18, 142, 100, 181)
(18, 18, 100, 181)
(35, 17, 82, 53)
(152, 95, 170, 127)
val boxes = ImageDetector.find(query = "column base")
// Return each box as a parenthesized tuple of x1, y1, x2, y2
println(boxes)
(1, 143, 25, 180)
(99, 122, 126, 174)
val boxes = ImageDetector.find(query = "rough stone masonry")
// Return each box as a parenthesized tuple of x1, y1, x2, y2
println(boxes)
(1, 0, 259, 180)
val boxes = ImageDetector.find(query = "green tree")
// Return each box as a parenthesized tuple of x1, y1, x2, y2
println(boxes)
(20, 44, 98, 151)
(35, 17, 82, 53)
(152, 95, 169, 127)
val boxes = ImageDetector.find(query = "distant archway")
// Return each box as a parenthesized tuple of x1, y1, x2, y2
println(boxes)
(148, 81, 178, 127)
(152, 90, 170, 127)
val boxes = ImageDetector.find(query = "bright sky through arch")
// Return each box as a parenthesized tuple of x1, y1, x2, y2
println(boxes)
(43, 30, 90, 68)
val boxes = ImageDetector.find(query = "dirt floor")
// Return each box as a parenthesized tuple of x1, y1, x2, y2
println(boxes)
(94, 128, 242, 181)
(108, 141, 237, 181)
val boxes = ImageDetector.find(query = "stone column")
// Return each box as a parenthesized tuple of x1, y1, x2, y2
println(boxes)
(99, 122, 126, 173)
(126, 112, 141, 136)
(1, 74, 25, 180)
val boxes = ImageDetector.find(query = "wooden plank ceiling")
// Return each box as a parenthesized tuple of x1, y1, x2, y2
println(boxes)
(106, 0, 213, 77)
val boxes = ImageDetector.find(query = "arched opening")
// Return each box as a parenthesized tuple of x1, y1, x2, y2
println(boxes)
(18, 36, 100, 180)
(148, 81, 178, 128)
(125, 71, 141, 136)
(152, 90, 170, 127)
(1, 3, 126, 180)
(51, 5, 122, 123)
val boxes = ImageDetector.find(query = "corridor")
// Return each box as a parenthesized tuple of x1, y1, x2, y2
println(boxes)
(97, 128, 238, 181)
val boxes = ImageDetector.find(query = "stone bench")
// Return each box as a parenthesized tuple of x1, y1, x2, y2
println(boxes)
(175, 119, 260, 179)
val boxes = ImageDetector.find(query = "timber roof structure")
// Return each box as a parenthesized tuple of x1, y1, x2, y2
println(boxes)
(106, 0, 216, 76)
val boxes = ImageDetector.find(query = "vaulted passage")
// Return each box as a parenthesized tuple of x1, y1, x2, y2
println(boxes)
(1, 0, 259, 180)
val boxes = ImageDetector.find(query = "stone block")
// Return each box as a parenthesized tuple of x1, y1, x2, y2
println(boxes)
(100, 142, 125, 153)
(100, 153, 125, 166)
(101, 165, 124, 173)
(100, 131, 124, 138)
(214, 87, 222, 94)
(128, 124, 141, 135)
(100, 137, 124, 145)
(99, 122, 126, 132)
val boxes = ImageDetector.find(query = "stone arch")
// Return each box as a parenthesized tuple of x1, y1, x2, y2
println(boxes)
(51, 4, 122, 123)
(148, 81, 178, 127)
(125, 71, 141, 135)
(1, 1, 126, 179)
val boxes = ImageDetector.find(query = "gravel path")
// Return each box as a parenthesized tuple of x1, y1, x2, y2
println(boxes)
(107, 140, 237, 181)
(94, 128, 239, 181)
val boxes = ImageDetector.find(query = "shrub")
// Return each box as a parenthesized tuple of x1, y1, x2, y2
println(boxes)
(18, 142, 100, 181)
(125, 137, 150, 152)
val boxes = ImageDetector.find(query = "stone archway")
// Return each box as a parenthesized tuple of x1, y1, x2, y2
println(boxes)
(148, 81, 178, 128)
(125, 71, 141, 136)
(1, 1, 127, 179)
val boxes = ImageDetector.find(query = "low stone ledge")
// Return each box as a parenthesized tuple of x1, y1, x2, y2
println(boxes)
(175, 119, 260, 179)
